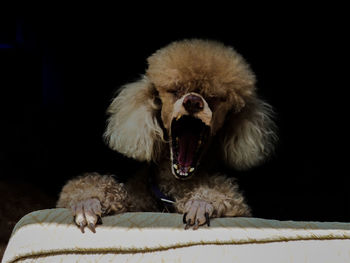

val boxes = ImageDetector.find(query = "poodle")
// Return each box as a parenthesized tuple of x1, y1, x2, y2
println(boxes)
(57, 39, 277, 232)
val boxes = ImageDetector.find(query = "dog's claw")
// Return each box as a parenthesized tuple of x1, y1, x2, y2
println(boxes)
(79, 223, 85, 234)
(183, 213, 187, 224)
(72, 198, 102, 233)
(193, 219, 200, 230)
(183, 200, 214, 230)
(205, 212, 210, 227)
(184, 219, 192, 230)
(88, 223, 96, 233)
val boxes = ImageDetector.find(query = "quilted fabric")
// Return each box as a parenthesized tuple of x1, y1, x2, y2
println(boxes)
(2, 209, 350, 263)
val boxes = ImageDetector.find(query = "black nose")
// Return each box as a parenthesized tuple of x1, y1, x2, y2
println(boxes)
(183, 94, 204, 113)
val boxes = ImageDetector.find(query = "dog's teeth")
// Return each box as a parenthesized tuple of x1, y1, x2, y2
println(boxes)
(173, 164, 178, 169)
(189, 167, 194, 172)
(176, 114, 182, 121)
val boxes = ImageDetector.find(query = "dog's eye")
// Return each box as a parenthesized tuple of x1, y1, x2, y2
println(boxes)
(206, 97, 219, 108)
(206, 97, 225, 110)
(167, 89, 182, 98)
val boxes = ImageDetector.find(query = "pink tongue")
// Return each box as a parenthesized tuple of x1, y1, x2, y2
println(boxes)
(177, 133, 197, 168)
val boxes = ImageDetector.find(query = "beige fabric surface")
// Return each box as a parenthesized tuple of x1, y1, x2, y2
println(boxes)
(2, 209, 350, 263)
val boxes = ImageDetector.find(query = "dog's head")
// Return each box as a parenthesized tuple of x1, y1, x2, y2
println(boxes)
(104, 39, 277, 179)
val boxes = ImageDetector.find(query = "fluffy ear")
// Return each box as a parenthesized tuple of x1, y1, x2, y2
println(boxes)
(221, 97, 277, 170)
(104, 76, 164, 162)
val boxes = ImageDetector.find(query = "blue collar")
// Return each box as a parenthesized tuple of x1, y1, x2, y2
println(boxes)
(149, 176, 175, 209)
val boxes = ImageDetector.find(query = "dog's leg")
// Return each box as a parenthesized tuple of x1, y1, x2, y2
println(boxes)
(176, 175, 251, 230)
(57, 172, 127, 233)
(183, 200, 214, 230)
(71, 198, 103, 233)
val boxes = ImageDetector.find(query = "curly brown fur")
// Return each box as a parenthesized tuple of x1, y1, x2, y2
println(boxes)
(57, 39, 277, 230)
(57, 173, 128, 214)
(154, 161, 251, 217)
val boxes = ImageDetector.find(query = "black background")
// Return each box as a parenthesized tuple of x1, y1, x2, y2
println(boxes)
(0, 8, 348, 223)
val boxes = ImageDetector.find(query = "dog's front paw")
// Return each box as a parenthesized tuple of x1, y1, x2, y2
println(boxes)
(71, 198, 102, 233)
(183, 200, 214, 230)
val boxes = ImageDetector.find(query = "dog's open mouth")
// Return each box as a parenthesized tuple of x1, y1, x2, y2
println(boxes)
(170, 115, 210, 179)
